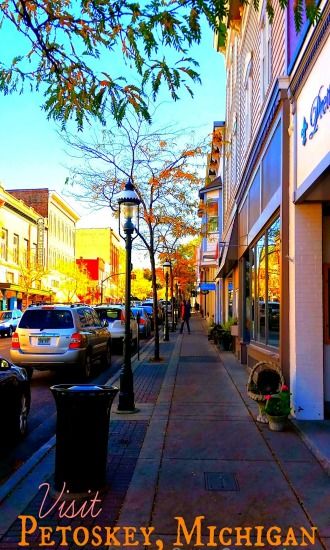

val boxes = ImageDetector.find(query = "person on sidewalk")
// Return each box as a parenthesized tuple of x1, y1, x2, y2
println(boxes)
(180, 300, 191, 334)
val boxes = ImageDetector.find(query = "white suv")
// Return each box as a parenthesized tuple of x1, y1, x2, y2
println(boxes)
(94, 305, 138, 351)
(10, 304, 112, 380)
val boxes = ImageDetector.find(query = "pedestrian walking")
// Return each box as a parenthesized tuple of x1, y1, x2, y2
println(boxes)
(180, 300, 191, 334)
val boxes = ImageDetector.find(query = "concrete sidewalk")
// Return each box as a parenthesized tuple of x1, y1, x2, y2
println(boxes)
(1, 314, 330, 549)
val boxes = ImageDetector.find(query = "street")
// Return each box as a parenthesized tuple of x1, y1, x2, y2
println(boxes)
(0, 334, 151, 484)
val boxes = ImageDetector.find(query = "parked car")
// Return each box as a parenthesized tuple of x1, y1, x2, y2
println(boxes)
(141, 303, 156, 330)
(10, 304, 112, 380)
(0, 357, 31, 438)
(131, 307, 152, 338)
(0, 309, 23, 337)
(94, 305, 138, 351)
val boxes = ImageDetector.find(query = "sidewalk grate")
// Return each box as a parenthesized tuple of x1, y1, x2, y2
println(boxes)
(204, 472, 239, 491)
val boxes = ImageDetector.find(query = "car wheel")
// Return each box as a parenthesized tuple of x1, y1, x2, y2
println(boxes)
(101, 343, 111, 369)
(81, 352, 92, 380)
(14, 394, 29, 438)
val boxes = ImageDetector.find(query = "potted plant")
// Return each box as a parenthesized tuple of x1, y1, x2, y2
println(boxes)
(220, 318, 235, 351)
(264, 385, 291, 431)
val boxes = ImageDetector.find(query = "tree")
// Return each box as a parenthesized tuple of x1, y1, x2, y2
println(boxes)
(131, 268, 152, 300)
(0, 0, 319, 127)
(19, 260, 49, 307)
(56, 260, 91, 303)
(64, 110, 204, 359)
(159, 237, 199, 299)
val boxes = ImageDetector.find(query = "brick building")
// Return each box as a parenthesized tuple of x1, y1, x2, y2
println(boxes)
(8, 188, 80, 303)
(75, 227, 124, 303)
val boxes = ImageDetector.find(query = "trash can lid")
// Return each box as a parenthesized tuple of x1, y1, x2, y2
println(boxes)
(68, 385, 104, 391)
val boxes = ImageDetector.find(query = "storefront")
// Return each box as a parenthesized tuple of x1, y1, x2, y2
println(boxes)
(289, 9, 330, 420)
(220, 88, 290, 372)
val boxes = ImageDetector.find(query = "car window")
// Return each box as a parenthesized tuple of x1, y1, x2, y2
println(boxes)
(90, 310, 102, 327)
(19, 309, 74, 329)
(98, 309, 122, 321)
(81, 308, 95, 328)
(0, 312, 12, 320)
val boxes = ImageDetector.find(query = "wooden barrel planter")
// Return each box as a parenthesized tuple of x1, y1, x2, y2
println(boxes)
(247, 361, 285, 423)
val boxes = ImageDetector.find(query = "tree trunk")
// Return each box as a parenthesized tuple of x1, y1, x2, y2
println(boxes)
(149, 250, 160, 361)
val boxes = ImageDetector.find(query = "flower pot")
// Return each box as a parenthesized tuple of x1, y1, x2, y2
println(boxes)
(257, 401, 268, 423)
(267, 414, 288, 431)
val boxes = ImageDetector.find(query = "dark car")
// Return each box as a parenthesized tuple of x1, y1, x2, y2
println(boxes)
(141, 303, 155, 330)
(132, 307, 152, 338)
(0, 358, 31, 439)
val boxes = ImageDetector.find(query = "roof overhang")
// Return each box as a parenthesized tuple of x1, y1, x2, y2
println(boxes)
(216, 214, 239, 278)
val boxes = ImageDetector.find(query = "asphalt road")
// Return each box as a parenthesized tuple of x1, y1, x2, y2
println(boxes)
(0, 335, 149, 484)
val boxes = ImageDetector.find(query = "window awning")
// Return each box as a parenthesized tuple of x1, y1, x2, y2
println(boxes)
(216, 214, 239, 278)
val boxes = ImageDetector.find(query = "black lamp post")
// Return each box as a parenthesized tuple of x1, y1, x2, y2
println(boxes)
(163, 260, 171, 341)
(117, 179, 140, 413)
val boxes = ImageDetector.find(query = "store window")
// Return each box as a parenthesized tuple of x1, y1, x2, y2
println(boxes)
(248, 217, 280, 347)
(227, 276, 233, 319)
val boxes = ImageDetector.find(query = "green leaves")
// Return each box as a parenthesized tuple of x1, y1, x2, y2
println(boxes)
(0, 0, 323, 128)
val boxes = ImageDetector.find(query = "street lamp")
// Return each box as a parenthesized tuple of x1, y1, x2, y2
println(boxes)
(163, 260, 171, 341)
(117, 179, 141, 413)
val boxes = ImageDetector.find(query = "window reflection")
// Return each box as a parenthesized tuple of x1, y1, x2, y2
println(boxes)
(247, 217, 280, 347)
(267, 218, 280, 346)
(256, 235, 266, 343)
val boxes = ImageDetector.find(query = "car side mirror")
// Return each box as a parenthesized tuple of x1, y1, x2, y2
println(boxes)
(0, 359, 10, 370)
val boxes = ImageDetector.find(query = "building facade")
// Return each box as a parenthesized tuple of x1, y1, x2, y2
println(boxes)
(0, 186, 49, 309)
(8, 188, 80, 303)
(287, 0, 330, 419)
(197, 122, 224, 323)
(216, 0, 287, 373)
(75, 227, 124, 303)
(206, 0, 330, 420)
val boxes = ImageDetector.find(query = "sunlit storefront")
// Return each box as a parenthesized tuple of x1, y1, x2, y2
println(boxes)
(288, 2, 330, 419)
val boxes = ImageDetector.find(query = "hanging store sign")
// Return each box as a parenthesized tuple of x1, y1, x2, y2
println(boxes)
(200, 282, 216, 291)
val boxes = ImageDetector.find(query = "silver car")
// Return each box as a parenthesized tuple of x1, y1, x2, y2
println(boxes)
(0, 309, 23, 337)
(94, 305, 138, 351)
(10, 304, 112, 380)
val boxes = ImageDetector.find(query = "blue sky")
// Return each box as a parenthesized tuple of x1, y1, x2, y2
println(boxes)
(0, 22, 226, 226)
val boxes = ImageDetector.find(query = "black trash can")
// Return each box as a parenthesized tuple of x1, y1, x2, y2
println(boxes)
(50, 384, 118, 493)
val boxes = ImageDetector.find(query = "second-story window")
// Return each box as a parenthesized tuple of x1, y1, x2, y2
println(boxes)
(206, 200, 219, 233)
(13, 234, 19, 264)
(244, 54, 253, 151)
(260, 14, 272, 98)
(0, 228, 8, 261)
(22, 238, 29, 267)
